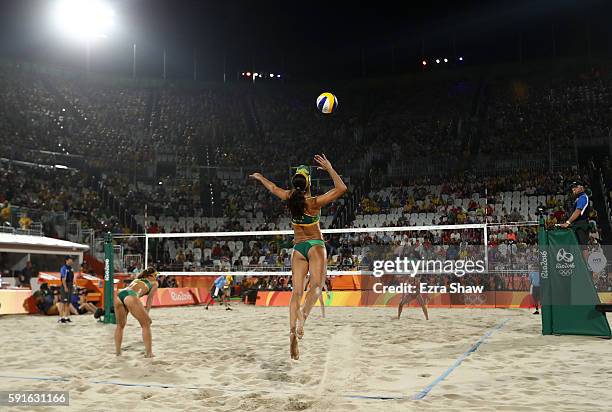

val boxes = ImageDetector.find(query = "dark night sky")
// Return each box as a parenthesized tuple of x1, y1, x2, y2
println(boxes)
(0, 0, 610, 81)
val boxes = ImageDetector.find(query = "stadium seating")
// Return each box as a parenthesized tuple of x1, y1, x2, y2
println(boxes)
(0, 60, 608, 277)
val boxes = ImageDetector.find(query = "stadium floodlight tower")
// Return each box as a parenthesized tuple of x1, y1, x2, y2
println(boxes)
(52, 0, 115, 71)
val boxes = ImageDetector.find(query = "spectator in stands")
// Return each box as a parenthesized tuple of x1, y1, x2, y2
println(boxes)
(175, 249, 186, 266)
(18, 261, 34, 288)
(0, 203, 9, 224)
(212, 243, 222, 258)
(340, 254, 354, 269)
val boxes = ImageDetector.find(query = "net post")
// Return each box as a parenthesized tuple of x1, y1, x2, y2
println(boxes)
(483, 223, 489, 272)
(144, 233, 149, 269)
(538, 215, 552, 335)
(103, 232, 116, 324)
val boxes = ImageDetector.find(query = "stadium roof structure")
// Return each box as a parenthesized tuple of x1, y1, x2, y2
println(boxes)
(0, 232, 89, 256)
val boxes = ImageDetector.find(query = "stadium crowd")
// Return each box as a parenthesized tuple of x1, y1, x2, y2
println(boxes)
(0, 60, 610, 293)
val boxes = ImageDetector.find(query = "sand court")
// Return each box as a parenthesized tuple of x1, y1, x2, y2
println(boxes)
(1, 306, 611, 411)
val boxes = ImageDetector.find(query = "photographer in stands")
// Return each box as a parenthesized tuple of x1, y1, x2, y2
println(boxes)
(34, 283, 58, 315)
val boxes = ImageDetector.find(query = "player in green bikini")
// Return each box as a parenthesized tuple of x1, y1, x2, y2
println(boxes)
(114, 267, 159, 358)
(250, 154, 347, 359)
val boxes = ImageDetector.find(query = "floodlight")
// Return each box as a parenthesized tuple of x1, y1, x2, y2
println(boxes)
(53, 0, 115, 41)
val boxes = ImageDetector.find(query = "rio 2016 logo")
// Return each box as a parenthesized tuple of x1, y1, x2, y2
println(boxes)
(540, 250, 549, 279)
(555, 248, 575, 277)
(104, 258, 110, 282)
(556, 248, 574, 263)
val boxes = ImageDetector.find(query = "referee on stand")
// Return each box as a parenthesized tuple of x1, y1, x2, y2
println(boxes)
(558, 181, 590, 245)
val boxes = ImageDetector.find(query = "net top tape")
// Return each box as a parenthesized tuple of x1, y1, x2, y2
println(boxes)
(145, 223, 493, 239)
(144, 222, 537, 239)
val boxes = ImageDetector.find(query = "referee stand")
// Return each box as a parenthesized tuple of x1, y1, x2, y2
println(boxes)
(538, 213, 610, 338)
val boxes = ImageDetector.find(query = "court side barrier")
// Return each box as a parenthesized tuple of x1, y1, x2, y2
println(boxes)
(0, 289, 36, 315)
(137, 287, 210, 307)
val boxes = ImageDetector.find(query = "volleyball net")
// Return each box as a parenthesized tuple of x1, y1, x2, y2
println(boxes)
(144, 222, 539, 267)
(133, 222, 541, 296)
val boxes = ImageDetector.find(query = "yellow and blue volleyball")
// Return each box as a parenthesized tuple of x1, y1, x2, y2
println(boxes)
(316, 92, 338, 114)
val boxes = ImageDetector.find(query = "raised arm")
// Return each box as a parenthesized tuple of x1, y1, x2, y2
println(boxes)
(249, 173, 291, 201)
(313, 154, 347, 208)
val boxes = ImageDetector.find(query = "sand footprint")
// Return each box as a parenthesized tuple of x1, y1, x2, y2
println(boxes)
(285, 395, 314, 411)
(75, 384, 92, 393)
(443, 393, 462, 400)
(192, 388, 224, 400)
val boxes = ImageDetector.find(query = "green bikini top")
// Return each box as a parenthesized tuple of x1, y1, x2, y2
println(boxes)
(291, 211, 321, 226)
(130, 277, 153, 296)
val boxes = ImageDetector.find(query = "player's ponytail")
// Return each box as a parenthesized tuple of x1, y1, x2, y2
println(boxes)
(287, 174, 307, 218)
(138, 267, 158, 279)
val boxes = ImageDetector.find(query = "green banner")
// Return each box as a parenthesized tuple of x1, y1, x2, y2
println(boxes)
(538, 220, 610, 337)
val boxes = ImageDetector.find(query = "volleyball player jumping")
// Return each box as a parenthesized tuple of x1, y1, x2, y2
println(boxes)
(250, 154, 347, 359)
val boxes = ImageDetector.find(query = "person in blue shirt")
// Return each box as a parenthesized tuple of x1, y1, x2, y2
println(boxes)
(71, 289, 97, 315)
(58, 257, 75, 324)
(528, 269, 541, 315)
(205, 275, 226, 309)
(71, 293, 80, 313)
(34, 290, 56, 315)
(558, 181, 591, 246)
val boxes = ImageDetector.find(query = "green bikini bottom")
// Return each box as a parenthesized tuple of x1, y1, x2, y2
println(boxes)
(293, 239, 325, 261)
(117, 289, 138, 306)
